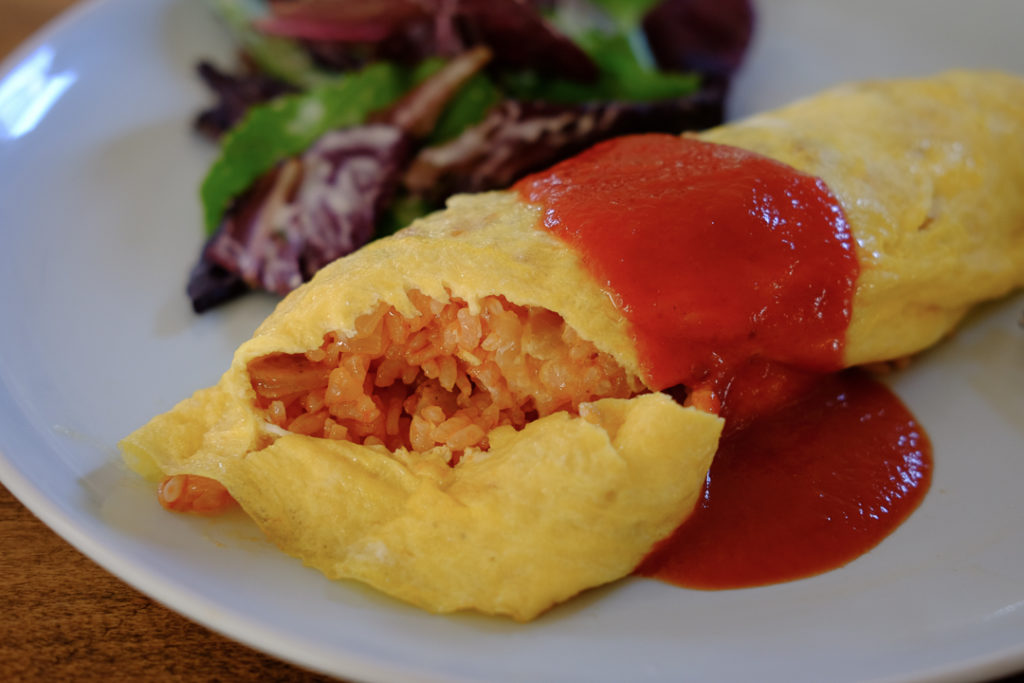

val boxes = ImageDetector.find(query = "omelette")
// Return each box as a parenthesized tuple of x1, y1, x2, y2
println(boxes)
(121, 70, 1024, 621)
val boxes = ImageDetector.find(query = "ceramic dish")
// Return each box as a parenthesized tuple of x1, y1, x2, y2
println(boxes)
(1, 1, 1023, 680)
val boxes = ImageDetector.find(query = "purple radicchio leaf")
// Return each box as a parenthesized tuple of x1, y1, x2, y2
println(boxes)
(642, 0, 755, 85)
(193, 60, 297, 141)
(450, 0, 598, 82)
(186, 248, 250, 313)
(195, 124, 411, 303)
(260, 0, 425, 43)
(260, 0, 445, 70)
(187, 48, 492, 312)
(402, 86, 725, 201)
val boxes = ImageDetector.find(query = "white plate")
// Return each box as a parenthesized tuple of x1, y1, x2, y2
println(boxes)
(1, 1, 1023, 681)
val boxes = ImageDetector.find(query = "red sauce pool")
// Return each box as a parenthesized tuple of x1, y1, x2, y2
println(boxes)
(515, 134, 933, 587)
(637, 370, 932, 588)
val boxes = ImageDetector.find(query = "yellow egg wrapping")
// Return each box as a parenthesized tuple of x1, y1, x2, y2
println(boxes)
(121, 70, 1024, 620)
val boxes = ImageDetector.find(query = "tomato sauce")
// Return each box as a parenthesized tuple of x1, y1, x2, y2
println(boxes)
(515, 134, 858, 407)
(515, 134, 933, 588)
(637, 370, 932, 588)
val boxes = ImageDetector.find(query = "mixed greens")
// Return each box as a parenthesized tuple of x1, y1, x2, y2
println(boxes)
(188, 0, 755, 312)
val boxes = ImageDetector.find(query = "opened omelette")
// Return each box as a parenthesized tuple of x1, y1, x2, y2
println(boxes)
(121, 70, 1024, 621)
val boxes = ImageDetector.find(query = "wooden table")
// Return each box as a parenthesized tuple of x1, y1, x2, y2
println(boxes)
(0, 1, 335, 679)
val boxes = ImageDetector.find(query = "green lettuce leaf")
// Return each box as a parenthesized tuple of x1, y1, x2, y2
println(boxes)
(428, 71, 502, 144)
(501, 30, 699, 103)
(588, 0, 663, 29)
(200, 62, 409, 235)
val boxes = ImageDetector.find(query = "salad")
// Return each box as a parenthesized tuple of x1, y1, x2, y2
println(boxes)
(186, 0, 755, 312)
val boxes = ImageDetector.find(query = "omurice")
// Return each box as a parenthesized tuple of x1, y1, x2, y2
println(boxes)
(121, 70, 1024, 621)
